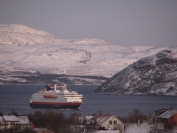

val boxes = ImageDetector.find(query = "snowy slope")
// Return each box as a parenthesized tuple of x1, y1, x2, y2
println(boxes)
(0, 24, 68, 45)
(94, 49, 177, 95)
(0, 24, 176, 84)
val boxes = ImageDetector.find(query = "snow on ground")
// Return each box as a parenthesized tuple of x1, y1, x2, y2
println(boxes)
(125, 123, 151, 133)
(130, 45, 156, 52)
(0, 24, 177, 79)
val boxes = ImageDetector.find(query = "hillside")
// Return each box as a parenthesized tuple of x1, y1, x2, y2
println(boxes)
(94, 50, 177, 95)
(0, 24, 176, 85)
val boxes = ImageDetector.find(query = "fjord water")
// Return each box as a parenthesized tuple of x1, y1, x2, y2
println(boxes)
(0, 85, 177, 116)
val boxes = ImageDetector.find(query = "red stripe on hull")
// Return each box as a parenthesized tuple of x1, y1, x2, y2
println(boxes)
(29, 101, 82, 109)
(30, 101, 82, 106)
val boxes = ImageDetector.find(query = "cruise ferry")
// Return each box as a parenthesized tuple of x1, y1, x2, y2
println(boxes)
(29, 84, 83, 109)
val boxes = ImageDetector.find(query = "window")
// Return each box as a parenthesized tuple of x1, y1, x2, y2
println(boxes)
(109, 120, 112, 125)
(91, 119, 96, 124)
(114, 120, 117, 125)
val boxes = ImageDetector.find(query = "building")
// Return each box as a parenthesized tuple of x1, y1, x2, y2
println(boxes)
(0, 114, 30, 129)
(151, 107, 177, 129)
(17, 116, 31, 129)
(3, 115, 20, 129)
(85, 111, 124, 133)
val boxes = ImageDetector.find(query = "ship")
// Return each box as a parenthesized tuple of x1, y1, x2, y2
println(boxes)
(29, 84, 83, 109)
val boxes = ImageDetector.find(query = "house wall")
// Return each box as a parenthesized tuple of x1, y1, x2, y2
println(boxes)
(168, 113, 177, 127)
(20, 124, 31, 129)
(0, 125, 6, 129)
(6, 121, 20, 129)
(101, 115, 124, 133)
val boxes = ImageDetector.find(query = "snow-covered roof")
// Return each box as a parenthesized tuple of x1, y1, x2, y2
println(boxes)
(159, 109, 177, 119)
(0, 116, 5, 124)
(3, 115, 19, 122)
(86, 113, 115, 126)
(97, 114, 113, 125)
(2, 115, 30, 124)
(18, 116, 30, 124)
(95, 130, 119, 133)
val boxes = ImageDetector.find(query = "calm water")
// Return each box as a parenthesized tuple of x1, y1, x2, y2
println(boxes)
(0, 85, 177, 116)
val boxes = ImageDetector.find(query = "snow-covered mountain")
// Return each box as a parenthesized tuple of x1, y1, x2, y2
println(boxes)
(0, 24, 176, 84)
(94, 50, 177, 95)
(0, 24, 59, 45)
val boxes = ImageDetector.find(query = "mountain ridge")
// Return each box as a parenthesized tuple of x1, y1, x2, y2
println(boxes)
(94, 49, 177, 95)
(0, 24, 177, 85)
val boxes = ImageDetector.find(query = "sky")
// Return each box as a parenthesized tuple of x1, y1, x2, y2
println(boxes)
(0, 0, 177, 47)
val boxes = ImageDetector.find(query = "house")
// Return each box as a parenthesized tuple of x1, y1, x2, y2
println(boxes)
(85, 111, 124, 133)
(3, 115, 20, 128)
(18, 116, 31, 129)
(0, 114, 30, 129)
(151, 107, 177, 129)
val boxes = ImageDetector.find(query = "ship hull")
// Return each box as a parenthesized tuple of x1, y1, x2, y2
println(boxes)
(30, 102, 82, 109)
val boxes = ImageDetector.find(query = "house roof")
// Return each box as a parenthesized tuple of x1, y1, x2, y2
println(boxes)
(0, 116, 5, 124)
(159, 109, 177, 119)
(90, 113, 114, 126)
(18, 116, 30, 124)
(2, 115, 30, 124)
(151, 108, 177, 119)
(95, 114, 113, 125)
(3, 115, 19, 122)
(86, 112, 124, 126)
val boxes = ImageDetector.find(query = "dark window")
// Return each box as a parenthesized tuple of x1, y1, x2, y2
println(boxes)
(114, 120, 117, 125)
(109, 120, 112, 125)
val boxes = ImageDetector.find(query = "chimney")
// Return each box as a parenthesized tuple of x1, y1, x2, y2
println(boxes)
(100, 111, 102, 115)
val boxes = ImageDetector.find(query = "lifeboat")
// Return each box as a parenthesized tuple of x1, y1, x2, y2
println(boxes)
(43, 94, 57, 99)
